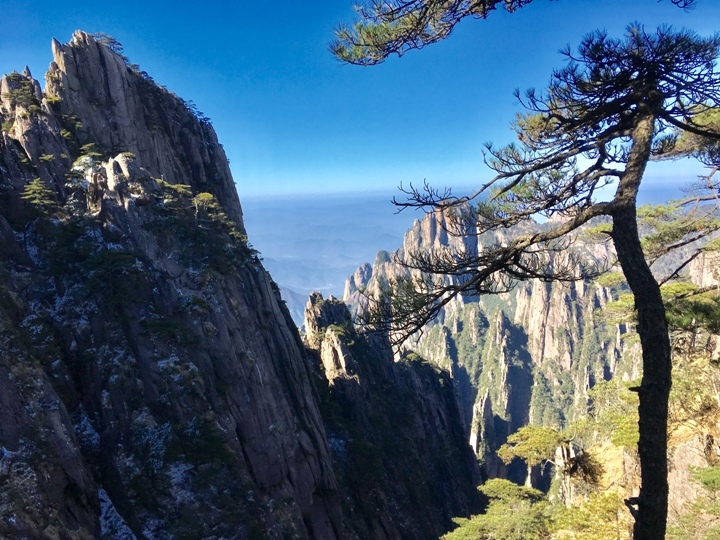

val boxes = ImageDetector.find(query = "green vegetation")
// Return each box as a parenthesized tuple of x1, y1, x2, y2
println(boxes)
(446, 339, 718, 538)
(78, 142, 102, 158)
(438, 262, 719, 537)
(668, 454, 720, 540)
(443, 479, 549, 540)
(498, 424, 602, 505)
(670, 338, 720, 434)
(595, 272, 625, 289)
(497, 295, 718, 536)
(20, 178, 58, 216)
(497, 426, 564, 469)
(5, 72, 38, 110)
(332, 0, 694, 65)
(530, 372, 565, 429)
(664, 283, 720, 335)
(58, 112, 85, 155)
(668, 466, 720, 538)
(694, 466, 720, 492)
(145, 180, 255, 272)
(91, 32, 130, 63)
(581, 380, 640, 449)
(553, 492, 631, 540)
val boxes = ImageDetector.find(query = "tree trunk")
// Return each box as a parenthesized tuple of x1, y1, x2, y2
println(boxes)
(611, 113, 671, 539)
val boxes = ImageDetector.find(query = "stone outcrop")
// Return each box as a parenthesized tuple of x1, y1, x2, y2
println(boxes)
(45, 32, 243, 226)
(688, 250, 720, 289)
(0, 32, 481, 539)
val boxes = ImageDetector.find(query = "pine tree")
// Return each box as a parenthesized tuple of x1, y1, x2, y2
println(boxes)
(332, 0, 695, 65)
(21, 178, 58, 216)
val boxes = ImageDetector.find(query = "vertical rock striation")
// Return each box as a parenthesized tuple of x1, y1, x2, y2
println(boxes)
(45, 32, 244, 226)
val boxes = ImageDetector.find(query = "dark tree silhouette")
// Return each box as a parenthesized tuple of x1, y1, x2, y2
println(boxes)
(358, 25, 720, 539)
(331, 0, 697, 65)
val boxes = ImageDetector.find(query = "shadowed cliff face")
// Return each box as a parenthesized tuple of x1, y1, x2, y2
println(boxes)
(303, 293, 482, 539)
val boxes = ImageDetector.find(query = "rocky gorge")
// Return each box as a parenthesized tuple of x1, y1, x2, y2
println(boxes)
(344, 209, 630, 478)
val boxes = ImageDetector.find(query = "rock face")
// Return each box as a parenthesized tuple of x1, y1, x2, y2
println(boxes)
(45, 32, 244, 226)
(304, 293, 482, 539)
(344, 208, 632, 479)
(1, 30, 339, 540)
(0, 32, 479, 539)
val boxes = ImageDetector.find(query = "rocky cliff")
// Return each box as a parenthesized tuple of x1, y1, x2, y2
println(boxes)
(0, 31, 479, 539)
(344, 207, 633, 479)
(0, 30, 341, 539)
(304, 294, 481, 539)
(345, 193, 720, 522)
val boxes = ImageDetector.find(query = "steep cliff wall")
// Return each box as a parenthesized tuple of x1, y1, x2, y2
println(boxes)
(0, 31, 342, 539)
(45, 32, 244, 226)
(345, 207, 632, 478)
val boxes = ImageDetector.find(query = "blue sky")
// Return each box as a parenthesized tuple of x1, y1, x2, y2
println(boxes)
(1, 0, 719, 198)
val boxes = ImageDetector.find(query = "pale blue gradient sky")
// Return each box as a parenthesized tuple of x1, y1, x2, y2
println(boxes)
(1, 1, 718, 198)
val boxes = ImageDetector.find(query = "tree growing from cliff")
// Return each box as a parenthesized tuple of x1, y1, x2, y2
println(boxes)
(331, 0, 696, 65)
(356, 26, 720, 538)
(21, 178, 58, 216)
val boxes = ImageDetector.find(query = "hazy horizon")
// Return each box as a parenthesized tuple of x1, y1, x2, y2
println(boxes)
(241, 171, 695, 324)
(242, 191, 423, 299)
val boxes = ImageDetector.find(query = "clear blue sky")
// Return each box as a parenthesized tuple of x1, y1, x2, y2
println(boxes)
(1, 0, 719, 198)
